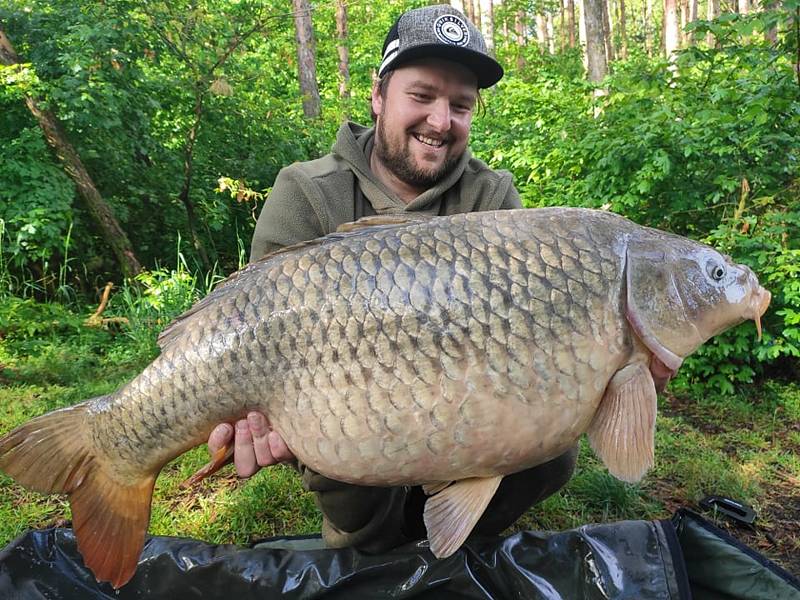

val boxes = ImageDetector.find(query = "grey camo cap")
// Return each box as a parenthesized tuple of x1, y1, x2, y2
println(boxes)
(378, 5, 503, 88)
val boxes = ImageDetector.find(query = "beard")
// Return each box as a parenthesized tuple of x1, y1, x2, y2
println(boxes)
(374, 118, 462, 190)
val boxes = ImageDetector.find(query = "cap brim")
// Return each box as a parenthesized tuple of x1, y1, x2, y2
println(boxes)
(383, 44, 504, 88)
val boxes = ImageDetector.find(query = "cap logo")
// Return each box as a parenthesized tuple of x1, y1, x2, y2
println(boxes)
(434, 14, 470, 47)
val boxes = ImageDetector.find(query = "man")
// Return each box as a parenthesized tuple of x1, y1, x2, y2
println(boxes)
(208, 4, 578, 553)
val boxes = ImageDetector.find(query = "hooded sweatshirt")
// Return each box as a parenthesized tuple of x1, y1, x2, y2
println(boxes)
(250, 122, 521, 261)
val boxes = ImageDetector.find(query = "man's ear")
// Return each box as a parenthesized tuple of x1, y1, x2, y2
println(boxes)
(371, 80, 384, 117)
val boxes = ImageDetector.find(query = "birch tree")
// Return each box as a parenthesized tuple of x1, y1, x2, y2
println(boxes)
(515, 10, 527, 69)
(482, 0, 495, 55)
(336, 0, 350, 104)
(603, 0, 616, 62)
(583, 0, 609, 84)
(687, 0, 698, 44)
(619, 0, 628, 58)
(664, 0, 681, 61)
(293, 0, 321, 119)
(567, 0, 577, 47)
(536, 13, 550, 52)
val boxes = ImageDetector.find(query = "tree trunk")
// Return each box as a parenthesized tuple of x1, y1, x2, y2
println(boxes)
(515, 10, 526, 70)
(664, 0, 681, 61)
(465, 0, 476, 24)
(293, 0, 321, 119)
(602, 0, 616, 62)
(482, 0, 495, 55)
(645, 0, 654, 53)
(738, 0, 749, 13)
(475, 0, 483, 32)
(178, 88, 212, 271)
(680, 0, 689, 45)
(335, 0, 350, 104)
(536, 13, 549, 52)
(706, 0, 720, 45)
(0, 29, 142, 279)
(687, 0, 698, 44)
(502, 0, 510, 49)
(579, 0, 588, 47)
(619, 0, 628, 57)
(763, 0, 778, 43)
(546, 13, 556, 52)
(568, 0, 577, 46)
(584, 0, 609, 83)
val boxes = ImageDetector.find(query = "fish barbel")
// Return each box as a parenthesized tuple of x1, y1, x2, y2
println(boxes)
(0, 208, 770, 588)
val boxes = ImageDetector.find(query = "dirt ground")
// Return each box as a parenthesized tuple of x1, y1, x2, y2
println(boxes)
(660, 395, 800, 580)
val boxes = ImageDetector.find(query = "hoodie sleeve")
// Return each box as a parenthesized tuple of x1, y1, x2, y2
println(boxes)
(250, 165, 327, 262)
(497, 171, 523, 210)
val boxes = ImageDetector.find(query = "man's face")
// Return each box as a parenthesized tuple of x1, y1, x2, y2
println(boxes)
(372, 58, 478, 190)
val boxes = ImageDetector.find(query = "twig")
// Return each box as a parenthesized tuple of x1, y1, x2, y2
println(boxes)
(84, 282, 129, 328)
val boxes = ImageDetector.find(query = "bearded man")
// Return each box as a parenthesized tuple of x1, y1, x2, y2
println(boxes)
(208, 4, 578, 554)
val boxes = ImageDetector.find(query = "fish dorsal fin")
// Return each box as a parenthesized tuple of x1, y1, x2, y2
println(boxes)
(423, 475, 502, 558)
(335, 213, 435, 233)
(587, 362, 657, 483)
(157, 215, 435, 352)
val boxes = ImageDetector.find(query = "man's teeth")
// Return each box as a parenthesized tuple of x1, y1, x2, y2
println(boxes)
(414, 134, 444, 147)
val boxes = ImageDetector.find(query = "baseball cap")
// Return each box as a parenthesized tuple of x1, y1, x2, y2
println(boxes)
(378, 5, 504, 89)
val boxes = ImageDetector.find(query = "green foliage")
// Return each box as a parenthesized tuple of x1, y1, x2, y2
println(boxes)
(112, 251, 225, 359)
(0, 125, 74, 274)
(675, 195, 800, 394)
(2, 0, 799, 396)
(472, 15, 800, 392)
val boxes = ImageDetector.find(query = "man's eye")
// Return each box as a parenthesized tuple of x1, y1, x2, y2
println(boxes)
(411, 93, 432, 101)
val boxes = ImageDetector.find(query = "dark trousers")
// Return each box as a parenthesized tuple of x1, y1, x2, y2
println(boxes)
(301, 444, 580, 553)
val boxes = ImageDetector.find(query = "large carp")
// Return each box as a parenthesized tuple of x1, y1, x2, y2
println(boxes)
(0, 208, 770, 588)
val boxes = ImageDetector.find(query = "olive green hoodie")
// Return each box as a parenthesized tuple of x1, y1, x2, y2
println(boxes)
(250, 122, 521, 261)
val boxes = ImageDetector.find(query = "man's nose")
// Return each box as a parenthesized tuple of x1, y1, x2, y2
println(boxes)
(426, 100, 451, 132)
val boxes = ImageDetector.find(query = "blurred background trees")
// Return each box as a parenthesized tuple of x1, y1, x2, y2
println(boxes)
(1, 0, 798, 389)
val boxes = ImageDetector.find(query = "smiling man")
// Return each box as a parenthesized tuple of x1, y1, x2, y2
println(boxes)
(209, 4, 578, 554)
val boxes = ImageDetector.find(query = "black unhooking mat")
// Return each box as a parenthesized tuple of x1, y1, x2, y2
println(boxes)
(0, 509, 797, 599)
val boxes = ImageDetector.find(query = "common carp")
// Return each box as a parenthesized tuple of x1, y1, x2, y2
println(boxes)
(0, 208, 770, 588)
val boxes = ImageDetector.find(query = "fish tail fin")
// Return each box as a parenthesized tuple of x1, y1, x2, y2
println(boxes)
(0, 401, 156, 589)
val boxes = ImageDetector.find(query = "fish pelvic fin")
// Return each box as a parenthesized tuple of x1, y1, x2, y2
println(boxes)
(587, 362, 657, 483)
(0, 401, 156, 589)
(423, 475, 502, 559)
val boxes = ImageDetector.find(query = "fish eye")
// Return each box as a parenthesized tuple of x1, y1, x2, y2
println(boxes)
(706, 261, 726, 281)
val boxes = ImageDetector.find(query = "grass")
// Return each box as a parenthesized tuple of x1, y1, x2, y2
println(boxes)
(0, 294, 798, 576)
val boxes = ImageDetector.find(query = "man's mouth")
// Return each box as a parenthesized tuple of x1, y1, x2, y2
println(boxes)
(412, 133, 446, 148)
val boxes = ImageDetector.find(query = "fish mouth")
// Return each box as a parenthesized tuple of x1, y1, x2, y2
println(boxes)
(751, 286, 771, 340)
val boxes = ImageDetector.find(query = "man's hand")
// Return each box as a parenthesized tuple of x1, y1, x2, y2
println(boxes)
(208, 411, 295, 478)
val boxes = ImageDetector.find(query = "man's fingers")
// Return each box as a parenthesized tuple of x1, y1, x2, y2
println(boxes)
(208, 423, 233, 455)
(268, 431, 295, 463)
(248, 412, 277, 467)
(233, 419, 259, 478)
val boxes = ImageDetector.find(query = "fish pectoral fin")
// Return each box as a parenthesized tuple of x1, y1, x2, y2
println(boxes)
(181, 442, 234, 488)
(587, 362, 657, 483)
(423, 475, 502, 559)
(422, 481, 452, 495)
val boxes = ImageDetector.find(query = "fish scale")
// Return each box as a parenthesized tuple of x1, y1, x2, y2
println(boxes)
(0, 207, 771, 588)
